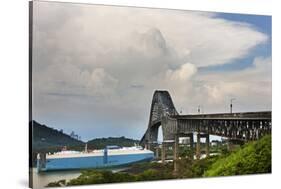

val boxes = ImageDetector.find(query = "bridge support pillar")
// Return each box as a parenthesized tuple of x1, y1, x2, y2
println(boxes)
(148, 143, 152, 151)
(161, 143, 166, 163)
(206, 134, 210, 157)
(155, 146, 160, 159)
(173, 135, 179, 173)
(190, 134, 194, 159)
(196, 133, 201, 160)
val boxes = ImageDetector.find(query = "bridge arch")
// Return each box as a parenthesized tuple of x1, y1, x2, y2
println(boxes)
(140, 90, 178, 147)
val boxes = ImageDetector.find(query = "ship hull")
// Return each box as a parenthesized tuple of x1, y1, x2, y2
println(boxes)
(38, 152, 154, 172)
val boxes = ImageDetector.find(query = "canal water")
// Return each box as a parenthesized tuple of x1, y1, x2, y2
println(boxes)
(32, 168, 81, 188)
(32, 167, 128, 188)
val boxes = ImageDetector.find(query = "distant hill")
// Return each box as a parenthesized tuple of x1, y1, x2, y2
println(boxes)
(31, 120, 85, 167)
(32, 120, 85, 152)
(87, 136, 140, 149)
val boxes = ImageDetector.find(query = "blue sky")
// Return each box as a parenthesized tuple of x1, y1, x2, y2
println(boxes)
(200, 13, 271, 73)
(33, 2, 272, 142)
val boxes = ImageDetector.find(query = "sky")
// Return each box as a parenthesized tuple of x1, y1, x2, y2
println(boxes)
(32, 1, 272, 141)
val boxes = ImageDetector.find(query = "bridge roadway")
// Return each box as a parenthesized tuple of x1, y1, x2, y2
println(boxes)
(139, 90, 272, 173)
(163, 111, 271, 142)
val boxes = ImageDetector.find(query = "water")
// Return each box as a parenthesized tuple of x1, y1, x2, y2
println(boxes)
(32, 168, 81, 188)
(32, 167, 129, 188)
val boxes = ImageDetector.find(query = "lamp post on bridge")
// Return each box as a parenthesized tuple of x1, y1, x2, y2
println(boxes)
(230, 98, 235, 113)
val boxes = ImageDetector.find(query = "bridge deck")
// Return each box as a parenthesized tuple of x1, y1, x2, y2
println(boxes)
(173, 111, 271, 120)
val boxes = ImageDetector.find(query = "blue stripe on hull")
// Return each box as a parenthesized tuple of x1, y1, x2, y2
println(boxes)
(40, 153, 154, 171)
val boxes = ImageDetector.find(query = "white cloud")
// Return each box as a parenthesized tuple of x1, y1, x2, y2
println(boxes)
(33, 2, 268, 69)
(32, 2, 271, 139)
(166, 63, 197, 81)
(89, 68, 118, 95)
(192, 56, 272, 113)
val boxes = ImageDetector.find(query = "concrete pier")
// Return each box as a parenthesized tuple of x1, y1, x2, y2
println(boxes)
(196, 133, 201, 159)
(190, 134, 194, 159)
(196, 133, 210, 159)
(161, 143, 166, 163)
(206, 134, 210, 157)
(155, 146, 160, 159)
(173, 135, 179, 173)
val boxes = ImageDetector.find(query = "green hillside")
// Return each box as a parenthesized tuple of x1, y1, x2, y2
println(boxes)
(87, 136, 139, 149)
(32, 120, 85, 151)
(31, 121, 85, 167)
(204, 134, 271, 176)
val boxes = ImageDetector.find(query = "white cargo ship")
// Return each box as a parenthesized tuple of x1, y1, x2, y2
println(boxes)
(37, 145, 154, 172)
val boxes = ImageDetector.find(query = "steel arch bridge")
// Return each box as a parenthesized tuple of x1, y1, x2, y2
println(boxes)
(140, 90, 272, 148)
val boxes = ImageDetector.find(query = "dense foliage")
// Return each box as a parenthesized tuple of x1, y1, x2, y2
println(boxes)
(204, 134, 271, 176)
(87, 136, 139, 149)
(175, 156, 220, 178)
(50, 162, 175, 187)
(66, 170, 136, 185)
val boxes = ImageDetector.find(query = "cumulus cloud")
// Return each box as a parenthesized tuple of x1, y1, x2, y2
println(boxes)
(32, 1, 271, 140)
(166, 63, 197, 81)
(192, 56, 272, 113)
(89, 68, 118, 95)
